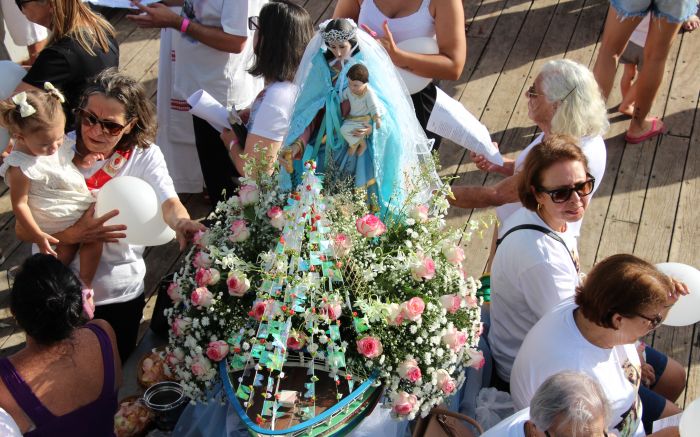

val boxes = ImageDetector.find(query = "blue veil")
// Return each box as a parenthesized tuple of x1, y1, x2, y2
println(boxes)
(279, 20, 439, 212)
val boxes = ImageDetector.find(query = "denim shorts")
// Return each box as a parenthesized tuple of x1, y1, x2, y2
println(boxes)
(610, 0, 698, 23)
(639, 345, 669, 433)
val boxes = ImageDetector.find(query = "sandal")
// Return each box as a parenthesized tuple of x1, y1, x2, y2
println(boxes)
(624, 118, 667, 144)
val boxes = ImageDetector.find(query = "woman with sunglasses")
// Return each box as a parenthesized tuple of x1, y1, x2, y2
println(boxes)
(487, 135, 593, 390)
(12, 0, 118, 131)
(511, 254, 687, 437)
(483, 371, 612, 437)
(15, 69, 205, 362)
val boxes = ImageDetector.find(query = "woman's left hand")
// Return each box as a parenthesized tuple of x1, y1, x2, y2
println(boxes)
(670, 278, 689, 301)
(173, 218, 207, 251)
(361, 21, 405, 67)
(128, 1, 181, 29)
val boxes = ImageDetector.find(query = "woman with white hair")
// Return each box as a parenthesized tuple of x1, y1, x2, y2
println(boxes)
(482, 371, 612, 437)
(450, 58, 608, 241)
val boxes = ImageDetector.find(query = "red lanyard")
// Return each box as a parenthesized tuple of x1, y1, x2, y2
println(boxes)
(84, 148, 133, 191)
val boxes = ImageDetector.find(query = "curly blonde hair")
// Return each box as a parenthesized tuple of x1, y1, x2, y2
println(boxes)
(539, 59, 609, 139)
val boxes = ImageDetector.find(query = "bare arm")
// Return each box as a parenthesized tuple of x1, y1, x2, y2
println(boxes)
(161, 197, 206, 251)
(355, 0, 467, 81)
(17, 204, 127, 245)
(332, 0, 362, 20)
(127, 2, 247, 53)
(222, 129, 281, 177)
(6, 167, 59, 255)
(449, 173, 521, 209)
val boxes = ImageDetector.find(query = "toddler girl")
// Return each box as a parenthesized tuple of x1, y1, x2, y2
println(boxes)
(0, 85, 99, 316)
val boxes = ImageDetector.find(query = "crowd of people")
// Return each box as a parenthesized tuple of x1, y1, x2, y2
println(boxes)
(0, 0, 697, 435)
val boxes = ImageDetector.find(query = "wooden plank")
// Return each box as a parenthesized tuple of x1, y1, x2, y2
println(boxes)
(663, 29, 700, 138)
(563, 0, 608, 67)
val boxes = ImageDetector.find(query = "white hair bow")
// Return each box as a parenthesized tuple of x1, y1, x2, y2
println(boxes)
(44, 82, 66, 103)
(11, 92, 36, 118)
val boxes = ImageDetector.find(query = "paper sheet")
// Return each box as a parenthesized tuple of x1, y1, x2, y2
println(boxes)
(87, 0, 158, 8)
(652, 412, 681, 433)
(187, 89, 230, 133)
(427, 87, 503, 166)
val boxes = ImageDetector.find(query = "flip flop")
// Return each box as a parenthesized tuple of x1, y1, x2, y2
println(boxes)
(624, 118, 667, 144)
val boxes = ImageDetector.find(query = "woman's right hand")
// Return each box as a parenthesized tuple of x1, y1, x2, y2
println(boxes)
(470, 143, 513, 176)
(61, 205, 127, 245)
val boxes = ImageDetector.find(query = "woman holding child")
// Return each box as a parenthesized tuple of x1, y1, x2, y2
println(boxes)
(14, 69, 204, 362)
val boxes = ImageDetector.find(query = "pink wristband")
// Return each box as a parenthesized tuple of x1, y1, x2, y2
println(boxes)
(180, 18, 190, 33)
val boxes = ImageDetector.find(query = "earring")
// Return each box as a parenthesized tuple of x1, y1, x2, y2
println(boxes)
(537, 203, 542, 211)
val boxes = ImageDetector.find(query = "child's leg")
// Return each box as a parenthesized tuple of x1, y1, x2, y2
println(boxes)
(55, 243, 79, 266)
(79, 241, 103, 289)
(356, 138, 367, 156)
(618, 64, 638, 116)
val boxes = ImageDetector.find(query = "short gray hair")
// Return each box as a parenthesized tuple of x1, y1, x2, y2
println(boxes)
(539, 59, 609, 139)
(530, 371, 610, 437)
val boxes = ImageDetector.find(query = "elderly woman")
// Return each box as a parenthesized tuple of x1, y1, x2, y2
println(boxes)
(451, 59, 608, 240)
(488, 135, 592, 389)
(14, 0, 118, 130)
(15, 69, 204, 362)
(483, 371, 611, 437)
(511, 254, 687, 436)
(0, 254, 121, 436)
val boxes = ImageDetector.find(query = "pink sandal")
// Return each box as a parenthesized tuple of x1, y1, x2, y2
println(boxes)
(624, 118, 667, 144)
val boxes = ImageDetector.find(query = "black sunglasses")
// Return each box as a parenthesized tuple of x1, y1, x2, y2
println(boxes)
(536, 175, 595, 203)
(14, 0, 37, 9)
(73, 108, 129, 137)
(636, 312, 663, 330)
(248, 16, 260, 31)
(526, 84, 539, 99)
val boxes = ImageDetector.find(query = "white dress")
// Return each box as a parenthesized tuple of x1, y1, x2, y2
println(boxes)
(340, 87, 380, 147)
(0, 136, 93, 234)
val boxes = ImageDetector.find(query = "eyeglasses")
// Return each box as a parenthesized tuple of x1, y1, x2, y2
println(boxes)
(248, 16, 259, 31)
(526, 84, 539, 99)
(636, 312, 663, 330)
(73, 108, 129, 137)
(536, 175, 596, 203)
(14, 0, 37, 10)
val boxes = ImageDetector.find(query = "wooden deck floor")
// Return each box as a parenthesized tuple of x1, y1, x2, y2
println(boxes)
(1, 0, 699, 410)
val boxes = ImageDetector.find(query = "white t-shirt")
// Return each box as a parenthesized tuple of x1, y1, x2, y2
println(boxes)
(488, 207, 580, 381)
(248, 81, 297, 141)
(481, 408, 529, 437)
(511, 300, 644, 437)
(71, 144, 178, 305)
(629, 14, 651, 48)
(172, 0, 266, 109)
(495, 133, 606, 237)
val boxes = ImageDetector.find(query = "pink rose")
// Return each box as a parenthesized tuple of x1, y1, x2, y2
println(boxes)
(229, 219, 251, 243)
(206, 340, 229, 362)
(195, 268, 213, 287)
(171, 317, 190, 337)
(193, 251, 212, 269)
(355, 214, 387, 238)
(392, 391, 418, 416)
(436, 369, 456, 394)
(227, 271, 251, 297)
(464, 295, 478, 308)
(332, 233, 352, 257)
(322, 300, 342, 320)
(192, 230, 208, 248)
(191, 286, 213, 308)
(166, 282, 183, 303)
(287, 331, 307, 351)
(250, 300, 268, 321)
(402, 297, 425, 322)
(442, 244, 465, 265)
(440, 294, 462, 314)
(386, 303, 404, 325)
(410, 254, 435, 281)
(442, 324, 467, 352)
(267, 206, 285, 229)
(238, 184, 260, 206)
(356, 336, 383, 358)
(398, 358, 422, 383)
(190, 355, 212, 378)
(409, 204, 429, 223)
(466, 349, 485, 369)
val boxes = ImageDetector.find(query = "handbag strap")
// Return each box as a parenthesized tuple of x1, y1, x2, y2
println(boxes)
(430, 408, 483, 435)
(496, 224, 577, 271)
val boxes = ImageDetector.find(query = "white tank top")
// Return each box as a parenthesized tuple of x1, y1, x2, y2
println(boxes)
(357, 0, 435, 43)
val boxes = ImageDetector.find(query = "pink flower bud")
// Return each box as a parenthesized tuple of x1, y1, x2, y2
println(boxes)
(355, 214, 387, 238)
(402, 297, 425, 322)
(229, 219, 250, 243)
(356, 336, 383, 358)
(191, 286, 213, 308)
(206, 340, 229, 362)
(227, 271, 251, 297)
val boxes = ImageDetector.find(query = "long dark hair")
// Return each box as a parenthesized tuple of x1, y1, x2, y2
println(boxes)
(250, 0, 313, 83)
(322, 19, 360, 62)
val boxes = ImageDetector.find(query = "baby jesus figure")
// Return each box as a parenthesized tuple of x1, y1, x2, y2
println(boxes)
(340, 63, 381, 156)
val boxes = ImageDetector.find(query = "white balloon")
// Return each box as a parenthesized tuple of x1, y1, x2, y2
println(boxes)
(395, 37, 439, 94)
(680, 396, 700, 437)
(656, 262, 700, 327)
(95, 176, 175, 246)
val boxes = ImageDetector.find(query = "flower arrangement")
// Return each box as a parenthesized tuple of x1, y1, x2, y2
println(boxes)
(165, 158, 492, 424)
